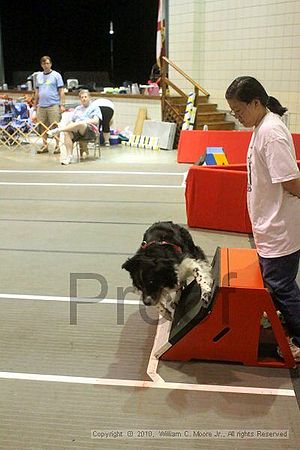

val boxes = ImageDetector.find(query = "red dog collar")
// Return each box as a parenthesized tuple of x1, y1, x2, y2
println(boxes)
(141, 240, 182, 253)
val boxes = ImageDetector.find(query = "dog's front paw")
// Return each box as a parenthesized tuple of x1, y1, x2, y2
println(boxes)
(193, 267, 203, 285)
(169, 290, 181, 309)
(193, 264, 213, 305)
(201, 290, 211, 305)
(194, 269, 212, 289)
(157, 303, 173, 321)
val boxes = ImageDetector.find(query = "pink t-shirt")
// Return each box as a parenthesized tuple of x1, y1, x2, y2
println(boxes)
(247, 112, 300, 257)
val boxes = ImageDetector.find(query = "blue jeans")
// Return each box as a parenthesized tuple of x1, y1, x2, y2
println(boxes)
(259, 250, 300, 348)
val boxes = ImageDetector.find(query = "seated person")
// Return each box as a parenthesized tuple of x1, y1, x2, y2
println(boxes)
(91, 98, 114, 147)
(149, 63, 161, 85)
(47, 89, 102, 165)
(147, 63, 161, 96)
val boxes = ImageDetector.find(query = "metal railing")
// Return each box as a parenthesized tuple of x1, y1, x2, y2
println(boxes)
(160, 56, 209, 131)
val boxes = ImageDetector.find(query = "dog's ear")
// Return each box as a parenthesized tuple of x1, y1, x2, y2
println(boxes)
(122, 254, 156, 273)
(122, 256, 142, 273)
(122, 257, 134, 272)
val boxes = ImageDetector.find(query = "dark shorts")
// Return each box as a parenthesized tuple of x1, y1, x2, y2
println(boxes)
(71, 124, 97, 142)
(259, 250, 300, 346)
(99, 106, 114, 132)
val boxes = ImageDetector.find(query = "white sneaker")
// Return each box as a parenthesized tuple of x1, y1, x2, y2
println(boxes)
(61, 154, 73, 165)
(47, 128, 60, 138)
(104, 141, 110, 147)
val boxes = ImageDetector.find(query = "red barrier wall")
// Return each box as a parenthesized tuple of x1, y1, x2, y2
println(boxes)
(185, 164, 252, 233)
(185, 161, 300, 233)
(178, 130, 300, 164)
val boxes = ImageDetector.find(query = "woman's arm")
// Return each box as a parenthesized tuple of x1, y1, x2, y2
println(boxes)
(282, 177, 300, 198)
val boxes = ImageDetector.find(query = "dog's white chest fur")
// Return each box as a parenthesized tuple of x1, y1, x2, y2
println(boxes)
(158, 258, 213, 321)
(177, 257, 213, 302)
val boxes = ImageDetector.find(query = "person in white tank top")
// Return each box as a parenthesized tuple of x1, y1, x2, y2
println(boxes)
(92, 98, 115, 146)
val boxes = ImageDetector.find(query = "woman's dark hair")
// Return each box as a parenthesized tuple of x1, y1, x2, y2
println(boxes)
(225, 76, 287, 116)
(150, 63, 161, 82)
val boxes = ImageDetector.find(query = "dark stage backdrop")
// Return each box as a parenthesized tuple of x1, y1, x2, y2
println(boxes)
(1, 0, 159, 87)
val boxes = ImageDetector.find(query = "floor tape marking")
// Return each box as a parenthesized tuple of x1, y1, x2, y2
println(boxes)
(0, 293, 140, 304)
(0, 371, 294, 396)
(0, 182, 183, 188)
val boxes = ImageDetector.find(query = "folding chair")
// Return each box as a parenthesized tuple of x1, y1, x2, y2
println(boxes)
(74, 133, 101, 161)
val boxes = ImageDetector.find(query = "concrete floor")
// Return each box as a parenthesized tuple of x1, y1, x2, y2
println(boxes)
(0, 144, 299, 449)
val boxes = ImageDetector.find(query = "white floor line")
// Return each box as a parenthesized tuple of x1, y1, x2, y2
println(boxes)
(0, 182, 183, 188)
(181, 171, 188, 186)
(146, 317, 172, 383)
(0, 371, 294, 397)
(1, 294, 295, 398)
(0, 170, 185, 176)
(0, 293, 140, 305)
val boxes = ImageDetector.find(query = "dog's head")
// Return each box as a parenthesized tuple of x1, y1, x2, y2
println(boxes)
(122, 246, 180, 306)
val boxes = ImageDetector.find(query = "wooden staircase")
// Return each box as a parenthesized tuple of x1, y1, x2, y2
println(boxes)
(167, 95, 235, 130)
(160, 57, 235, 146)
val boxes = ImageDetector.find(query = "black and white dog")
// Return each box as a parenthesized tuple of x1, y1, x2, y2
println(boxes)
(122, 221, 213, 320)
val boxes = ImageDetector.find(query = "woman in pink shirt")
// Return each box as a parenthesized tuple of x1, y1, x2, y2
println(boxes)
(226, 76, 300, 362)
